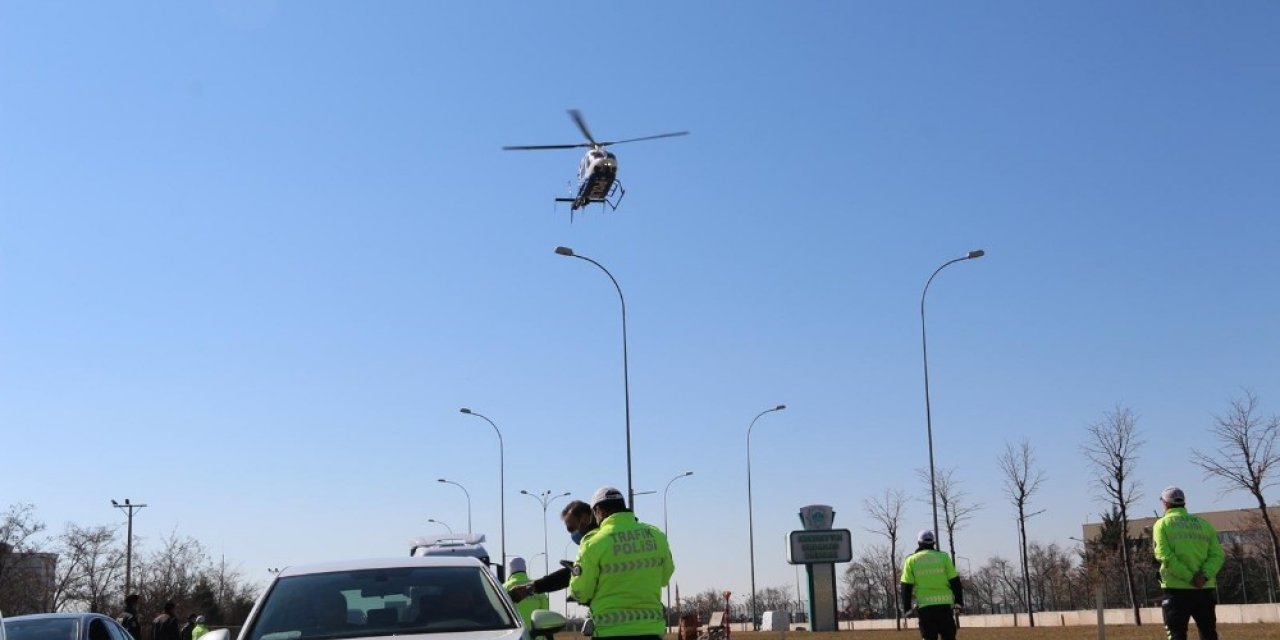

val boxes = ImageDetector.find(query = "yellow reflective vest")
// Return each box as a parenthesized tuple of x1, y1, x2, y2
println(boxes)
(901, 549, 958, 608)
(1154, 507, 1225, 589)
(503, 571, 549, 629)
(569, 512, 674, 637)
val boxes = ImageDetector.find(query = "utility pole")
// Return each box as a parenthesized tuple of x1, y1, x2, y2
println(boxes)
(111, 498, 147, 594)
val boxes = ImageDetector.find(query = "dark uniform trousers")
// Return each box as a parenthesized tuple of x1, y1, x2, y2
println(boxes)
(916, 605, 956, 640)
(1162, 588, 1218, 640)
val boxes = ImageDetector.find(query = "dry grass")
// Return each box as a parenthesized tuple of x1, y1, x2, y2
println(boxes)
(562, 626, 1280, 640)
(695, 627, 1280, 640)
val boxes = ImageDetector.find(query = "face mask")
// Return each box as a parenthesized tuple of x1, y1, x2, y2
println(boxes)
(570, 530, 584, 545)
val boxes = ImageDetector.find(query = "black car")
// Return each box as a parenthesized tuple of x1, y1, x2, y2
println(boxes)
(3, 613, 136, 640)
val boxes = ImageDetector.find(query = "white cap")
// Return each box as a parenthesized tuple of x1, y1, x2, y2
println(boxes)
(195, 616, 205, 624)
(591, 486, 626, 507)
(1161, 486, 1186, 506)
(917, 529, 936, 545)
(508, 556, 526, 574)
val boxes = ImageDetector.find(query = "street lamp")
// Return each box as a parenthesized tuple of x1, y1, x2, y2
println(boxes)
(522, 489, 571, 575)
(428, 518, 453, 533)
(663, 471, 694, 615)
(111, 498, 147, 594)
(555, 245, 635, 508)
(438, 478, 473, 533)
(461, 407, 506, 578)
(746, 404, 786, 630)
(921, 249, 984, 539)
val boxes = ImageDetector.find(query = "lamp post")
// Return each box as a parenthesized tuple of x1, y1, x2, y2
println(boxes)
(428, 518, 453, 533)
(438, 478, 473, 534)
(554, 246, 634, 508)
(747, 404, 787, 630)
(663, 471, 693, 615)
(921, 249, 985, 539)
(522, 489, 571, 575)
(461, 407, 506, 577)
(111, 498, 146, 595)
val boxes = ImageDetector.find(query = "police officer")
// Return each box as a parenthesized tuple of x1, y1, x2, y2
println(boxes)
(569, 486, 674, 640)
(1154, 486, 1224, 640)
(900, 530, 962, 640)
(503, 556, 549, 629)
(190, 617, 208, 640)
(510, 500, 599, 603)
(180, 614, 197, 640)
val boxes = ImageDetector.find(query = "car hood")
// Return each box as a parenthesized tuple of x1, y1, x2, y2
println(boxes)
(382, 630, 524, 640)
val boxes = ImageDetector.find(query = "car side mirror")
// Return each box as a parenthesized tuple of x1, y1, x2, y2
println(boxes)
(530, 611, 567, 638)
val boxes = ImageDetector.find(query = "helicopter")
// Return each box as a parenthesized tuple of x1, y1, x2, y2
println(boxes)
(503, 110, 688, 216)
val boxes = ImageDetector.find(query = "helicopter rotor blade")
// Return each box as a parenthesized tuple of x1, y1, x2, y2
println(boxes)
(599, 131, 691, 146)
(502, 143, 592, 151)
(568, 109, 598, 146)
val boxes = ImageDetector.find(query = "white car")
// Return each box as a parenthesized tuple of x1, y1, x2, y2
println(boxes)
(210, 556, 563, 640)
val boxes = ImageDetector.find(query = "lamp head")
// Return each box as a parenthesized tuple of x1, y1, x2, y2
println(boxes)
(967, 250, 985, 259)
(460, 408, 472, 414)
(554, 246, 575, 257)
(775, 404, 786, 411)
(520, 490, 530, 495)
(437, 478, 447, 483)
(111, 500, 119, 506)
(684, 471, 694, 477)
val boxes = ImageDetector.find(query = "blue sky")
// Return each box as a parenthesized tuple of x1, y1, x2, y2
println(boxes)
(3, 1, 1279, 611)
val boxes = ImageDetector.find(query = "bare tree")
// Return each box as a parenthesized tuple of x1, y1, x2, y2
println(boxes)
(914, 466, 981, 561)
(842, 552, 887, 619)
(1082, 405, 1144, 625)
(998, 440, 1044, 627)
(1026, 542, 1079, 612)
(1192, 391, 1280, 586)
(751, 586, 793, 614)
(864, 489, 906, 629)
(134, 530, 209, 620)
(50, 524, 125, 613)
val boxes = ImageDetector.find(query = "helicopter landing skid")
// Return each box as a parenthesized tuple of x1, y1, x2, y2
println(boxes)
(600, 179, 624, 211)
(554, 180, 625, 223)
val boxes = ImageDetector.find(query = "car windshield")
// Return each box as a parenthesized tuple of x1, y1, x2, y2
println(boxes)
(4, 619, 81, 640)
(245, 565, 516, 640)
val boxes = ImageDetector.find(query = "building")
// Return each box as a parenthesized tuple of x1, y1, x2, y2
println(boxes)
(0, 543, 58, 613)
(1082, 507, 1280, 551)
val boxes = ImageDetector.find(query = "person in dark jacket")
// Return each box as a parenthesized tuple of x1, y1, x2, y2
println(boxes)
(119, 594, 143, 640)
(509, 500, 598, 602)
(152, 601, 181, 640)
